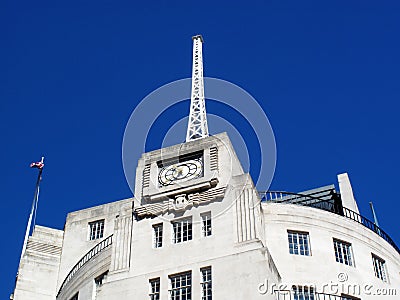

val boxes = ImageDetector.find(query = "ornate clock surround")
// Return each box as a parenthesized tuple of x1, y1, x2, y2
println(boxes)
(135, 132, 243, 210)
(157, 150, 204, 187)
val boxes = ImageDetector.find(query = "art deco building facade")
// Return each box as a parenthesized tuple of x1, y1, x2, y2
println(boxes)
(11, 37, 400, 300)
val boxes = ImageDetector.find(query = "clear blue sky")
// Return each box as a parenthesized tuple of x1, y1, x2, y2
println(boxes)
(1, 1, 400, 297)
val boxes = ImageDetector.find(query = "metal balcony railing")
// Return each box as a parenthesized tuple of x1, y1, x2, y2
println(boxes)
(275, 290, 349, 300)
(260, 191, 400, 254)
(57, 234, 113, 297)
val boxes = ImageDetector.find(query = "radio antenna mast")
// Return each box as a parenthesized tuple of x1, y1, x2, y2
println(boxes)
(186, 35, 209, 142)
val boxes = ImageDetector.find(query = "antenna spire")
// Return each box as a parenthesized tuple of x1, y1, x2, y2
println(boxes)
(369, 201, 380, 227)
(186, 34, 209, 142)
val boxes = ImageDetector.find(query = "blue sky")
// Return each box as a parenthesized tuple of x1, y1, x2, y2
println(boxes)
(1, 1, 400, 297)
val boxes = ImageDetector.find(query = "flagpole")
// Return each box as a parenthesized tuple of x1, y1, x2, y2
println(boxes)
(19, 157, 44, 265)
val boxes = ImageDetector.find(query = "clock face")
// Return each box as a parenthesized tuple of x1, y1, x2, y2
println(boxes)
(158, 159, 203, 186)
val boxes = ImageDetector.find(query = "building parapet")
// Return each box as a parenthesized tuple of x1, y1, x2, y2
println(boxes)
(259, 190, 400, 254)
(57, 234, 113, 297)
(275, 289, 351, 300)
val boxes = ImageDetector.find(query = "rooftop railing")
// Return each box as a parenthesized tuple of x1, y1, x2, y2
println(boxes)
(275, 290, 349, 300)
(57, 234, 113, 297)
(260, 191, 400, 255)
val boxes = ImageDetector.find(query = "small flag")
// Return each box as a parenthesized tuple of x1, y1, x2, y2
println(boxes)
(30, 161, 44, 169)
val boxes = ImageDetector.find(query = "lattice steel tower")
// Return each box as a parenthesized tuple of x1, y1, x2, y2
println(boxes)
(186, 35, 209, 142)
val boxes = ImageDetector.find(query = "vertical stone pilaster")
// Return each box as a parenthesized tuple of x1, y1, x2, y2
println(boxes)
(233, 175, 263, 244)
(110, 205, 133, 273)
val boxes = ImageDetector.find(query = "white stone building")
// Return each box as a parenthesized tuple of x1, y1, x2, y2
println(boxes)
(11, 37, 400, 300)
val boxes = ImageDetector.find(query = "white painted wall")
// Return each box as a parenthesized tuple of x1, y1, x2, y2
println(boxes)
(263, 202, 400, 299)
(338, 173, 360, 213)
(56, 198, 132, 291)
(13, 226, 63, 300)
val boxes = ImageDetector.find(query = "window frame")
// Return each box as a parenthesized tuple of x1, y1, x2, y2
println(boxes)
(149, 277, 161, 300)
(70, 293, 79, 300)
(372, 253, 388, 282)
(152, 223, 163, 248)
(94, 271, 108, 287)
(169, 271, 192, 300)
(88, 219, 105, 241)
(292, 285, 315, 300)
(201, 212, 212, 237)
(200, 266, 212, 300)
(333, 238, 354, 267)
(172, 217, 193, 244)
(287, 230, 311, 256)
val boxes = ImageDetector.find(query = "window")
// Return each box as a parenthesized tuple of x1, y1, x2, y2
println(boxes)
(153, 223, 163, 248)
(288, 231, 310, 256)
(70, 293, 79, 300)
(333, 239, 353, 266)
(149, 278, 160, 300)
(372, 254, 387, 282)
(169, 271, 191, 300)
(201, 267, 212, 300)
(93, 271, 107, 299)
(95, 271, 108, 287)
(172, 218, 192, 243)
(201, 212, 212, 237)
(292, 285, 314, 300)
(89, 219, 104, 240)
